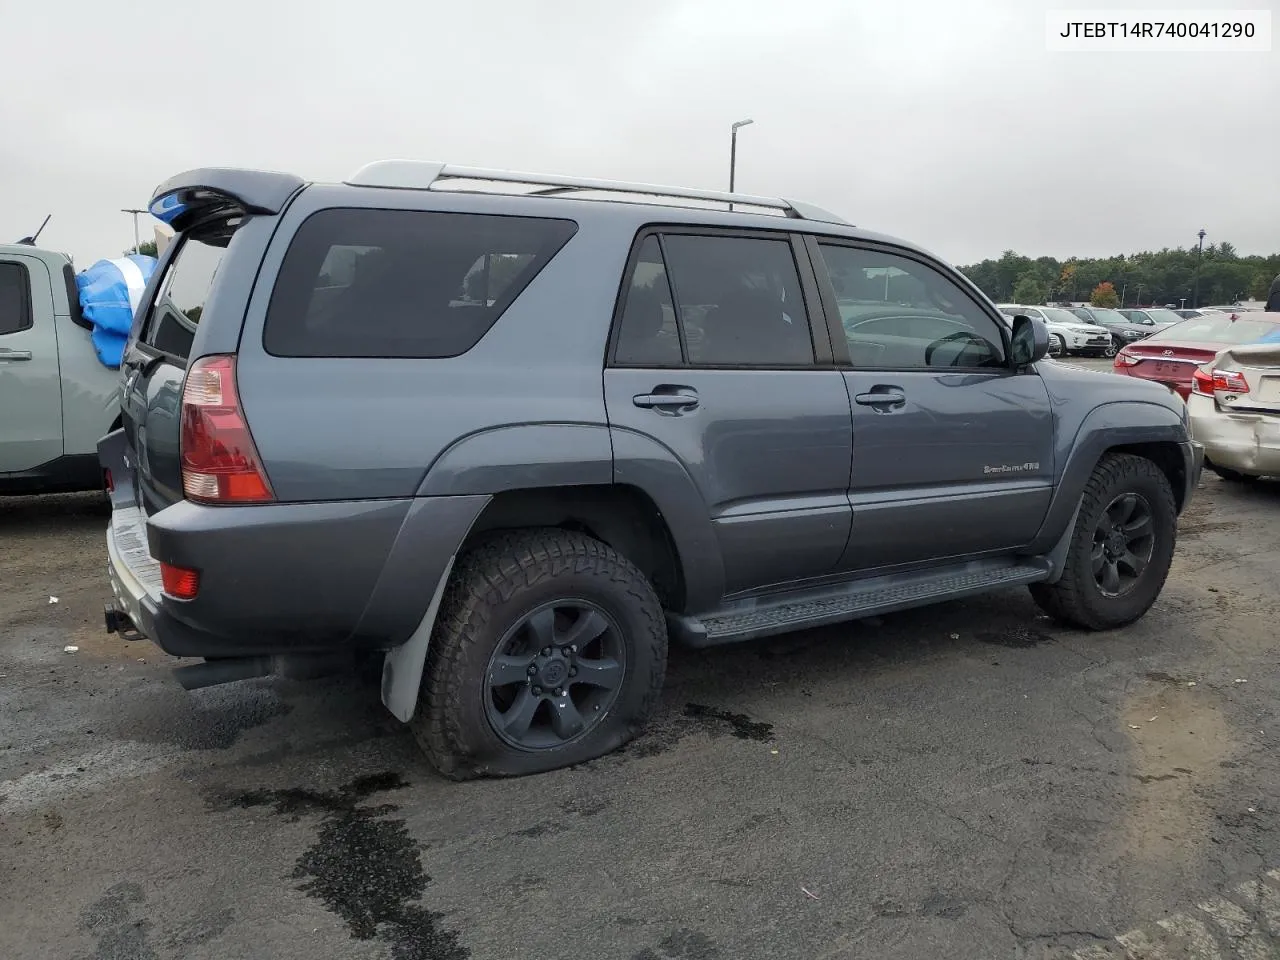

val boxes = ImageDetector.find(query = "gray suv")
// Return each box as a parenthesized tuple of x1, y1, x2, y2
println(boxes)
(99, 161, 1203, 779)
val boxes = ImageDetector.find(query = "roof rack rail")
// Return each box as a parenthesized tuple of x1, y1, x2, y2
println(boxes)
(343, 160, 849, 225)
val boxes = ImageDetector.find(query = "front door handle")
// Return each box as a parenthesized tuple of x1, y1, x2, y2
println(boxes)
(0, 348, 32, 361)
(633, 389, 699, 411)
(854, 388, 906, 408)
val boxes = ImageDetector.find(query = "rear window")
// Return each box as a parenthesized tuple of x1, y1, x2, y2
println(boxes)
(1149, 315, 1280, 345)
(140, 219, 237, 363)
(1083, 308, 1128, 324)
(263, 208, 577, 359)
(1041, 308, 1084, 324)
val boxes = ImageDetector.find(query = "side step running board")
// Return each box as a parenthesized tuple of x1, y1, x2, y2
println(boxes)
(669, 560, 1051, 647)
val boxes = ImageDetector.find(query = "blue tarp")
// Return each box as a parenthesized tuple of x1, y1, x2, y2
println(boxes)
(76, 255, 157, 369)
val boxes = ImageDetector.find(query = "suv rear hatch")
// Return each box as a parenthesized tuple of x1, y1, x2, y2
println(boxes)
(106, 171, 304, 519)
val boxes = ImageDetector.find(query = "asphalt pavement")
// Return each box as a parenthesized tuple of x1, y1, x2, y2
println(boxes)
(3, 360, 1280, 960)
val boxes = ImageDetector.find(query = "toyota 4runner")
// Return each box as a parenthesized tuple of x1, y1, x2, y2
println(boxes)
(99, 161, 1203, 779)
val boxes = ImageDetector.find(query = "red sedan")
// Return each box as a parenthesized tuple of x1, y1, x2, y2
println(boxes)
(1113, 311, 1280, 399)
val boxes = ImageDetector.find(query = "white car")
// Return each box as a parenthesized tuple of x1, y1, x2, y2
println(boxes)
(1187, 335, 1280, 482)
(998, 304, 1114, 357)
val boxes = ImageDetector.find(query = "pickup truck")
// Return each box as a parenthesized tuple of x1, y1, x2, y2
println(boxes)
(0, 243, 120, 494)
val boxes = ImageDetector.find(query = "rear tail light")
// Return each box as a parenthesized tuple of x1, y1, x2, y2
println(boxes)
(1212, 369, 1249, 393)
(1115, 351, 1140, 367)
(104, 468, 114, 493)
(160, 561, 200, 600)
(1191, 368, 1215, 396)
(1192, 368, 1251, 397)
(180, 355, 274, 504)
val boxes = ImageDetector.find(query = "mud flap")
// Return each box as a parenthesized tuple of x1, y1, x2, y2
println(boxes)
(1042, 497, 1083, 584)
(380, 556, 455, 723)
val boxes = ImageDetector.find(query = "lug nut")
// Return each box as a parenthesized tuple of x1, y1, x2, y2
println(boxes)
(561, 646, 573, 657)
(541, 647, 552, 657)
(554, 688, 563, 697)
(527, 664, 537, 676)
(532, 686, 543, 696)
(569, 667, 577, 677)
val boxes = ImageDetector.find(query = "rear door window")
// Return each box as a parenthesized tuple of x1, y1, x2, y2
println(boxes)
(0, 262, 32, 336)
(613, 231, 816, 368)
(263, 209, 577, 358)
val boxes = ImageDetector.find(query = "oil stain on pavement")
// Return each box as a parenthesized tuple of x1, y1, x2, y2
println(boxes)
(216, 772, 467, 960)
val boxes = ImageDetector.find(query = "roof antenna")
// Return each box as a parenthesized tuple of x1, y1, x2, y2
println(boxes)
(15, 214, 51, 246)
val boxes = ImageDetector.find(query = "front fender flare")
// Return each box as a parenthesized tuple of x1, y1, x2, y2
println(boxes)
(1028, 400, 1188, 554)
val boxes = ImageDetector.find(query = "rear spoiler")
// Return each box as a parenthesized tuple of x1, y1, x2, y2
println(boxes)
(148, 167, 306, 233)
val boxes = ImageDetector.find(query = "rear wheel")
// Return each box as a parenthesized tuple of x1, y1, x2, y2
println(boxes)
(1029, 453, 1176, 630)
(413, 528, 667, 779)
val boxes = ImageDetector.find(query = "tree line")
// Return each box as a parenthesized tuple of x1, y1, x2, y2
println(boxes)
(958, 245, 1279, 308)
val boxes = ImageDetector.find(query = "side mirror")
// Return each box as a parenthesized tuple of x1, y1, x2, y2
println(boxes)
(1010, 314, 1049, 366)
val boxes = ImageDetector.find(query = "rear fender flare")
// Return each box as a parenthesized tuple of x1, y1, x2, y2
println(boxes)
(416, 423, 613, 496)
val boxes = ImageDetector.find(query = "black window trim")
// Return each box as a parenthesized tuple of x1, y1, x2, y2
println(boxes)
(0, 259, 34, 337)
(260, 205, 579, 361)
(605, 224, 834, 372)
(804, 235, 1014, 374)
(62, 263, 90, 331)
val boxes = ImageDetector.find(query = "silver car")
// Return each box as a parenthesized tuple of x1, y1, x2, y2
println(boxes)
(1187, 327, 1280, 482)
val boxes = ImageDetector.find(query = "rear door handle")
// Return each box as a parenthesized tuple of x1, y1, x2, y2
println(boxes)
(0, 348, 32, 361)
(854, 388, 906, 408)
(633, 390, 699, 411)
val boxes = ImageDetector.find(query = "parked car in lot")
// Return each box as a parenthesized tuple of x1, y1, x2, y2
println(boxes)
(1070, 306, 1152, 351)
(1119, 307, 1183, 330)
(99, 161, 1202, 779)
(0, 243, 120, 494)
(997, 304, 1113, 356)
(1187, 337, 1280, 482)
(1114, 311, 1280, 400)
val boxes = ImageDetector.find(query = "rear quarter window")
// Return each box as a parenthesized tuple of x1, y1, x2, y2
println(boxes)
(262, 208, 578, 359)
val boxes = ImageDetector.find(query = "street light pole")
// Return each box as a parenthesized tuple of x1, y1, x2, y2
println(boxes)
(1193, 228, 1206, 308)
(729, 119, 754, 195)
(121, 208, 145, 255)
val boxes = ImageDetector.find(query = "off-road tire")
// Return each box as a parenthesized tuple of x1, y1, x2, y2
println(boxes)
(1029, 453, 1177, 630)
(413, 528, 667, 780)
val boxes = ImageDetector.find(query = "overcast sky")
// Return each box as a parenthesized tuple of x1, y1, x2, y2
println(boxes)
(2, 0, 1275, 268)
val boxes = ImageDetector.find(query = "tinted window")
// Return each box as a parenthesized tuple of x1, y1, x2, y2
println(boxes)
(1144, 308, 1186, 325)
(658, 234, 814, 366)
(613, 237, 682, 366)
(1149, 315, 1280, 345)
(0, 262, 32, 336)
(141, 221, 235, 362)
(264, 208, 577, 359)
(819, 245, 1005, 368)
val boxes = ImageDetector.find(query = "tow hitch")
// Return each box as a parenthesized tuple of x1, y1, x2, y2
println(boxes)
(103, 603, 144, 641)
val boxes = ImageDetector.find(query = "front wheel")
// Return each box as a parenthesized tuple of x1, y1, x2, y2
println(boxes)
(1029, 453, 1177, 630)
(1103, 339, 1118, 358)
(1048, 335, 1066, 358)
(413, 528, 668, 780)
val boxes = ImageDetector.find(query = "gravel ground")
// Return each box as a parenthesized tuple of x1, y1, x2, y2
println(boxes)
(3, 359, 1279, 960)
